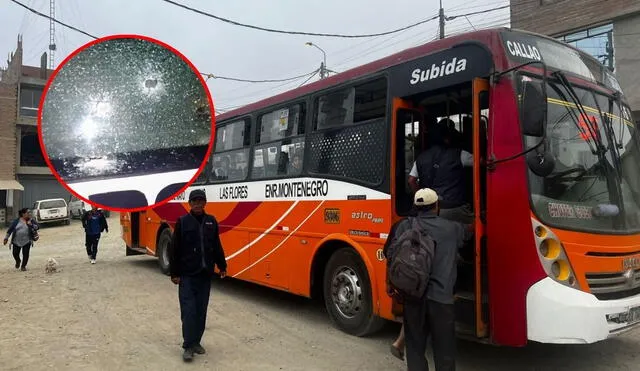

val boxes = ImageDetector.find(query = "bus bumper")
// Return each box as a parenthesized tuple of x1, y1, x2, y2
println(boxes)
(526, 277, 640, 344)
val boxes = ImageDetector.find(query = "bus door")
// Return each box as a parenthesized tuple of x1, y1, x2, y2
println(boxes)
(129, 211, 147, 249)
(123, 211, 145, 256)
(391, 98, 424, 222)
(471, 77, 489, 339)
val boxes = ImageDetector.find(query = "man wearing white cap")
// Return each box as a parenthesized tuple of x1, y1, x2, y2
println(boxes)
(385, 188, 473, 371)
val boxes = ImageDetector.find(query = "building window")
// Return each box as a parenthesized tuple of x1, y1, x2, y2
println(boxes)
(19, 86, 42, 117)
(560, 24, 614, 71)
(20, 131, 46, 167)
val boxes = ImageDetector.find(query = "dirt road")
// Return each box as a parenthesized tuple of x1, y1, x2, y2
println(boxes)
(1, 214, 639, 370)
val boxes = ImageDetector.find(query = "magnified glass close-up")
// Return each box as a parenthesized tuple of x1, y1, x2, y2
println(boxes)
(39, 35, 215, 211)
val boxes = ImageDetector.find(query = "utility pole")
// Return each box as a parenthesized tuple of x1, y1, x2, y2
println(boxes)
(306, 42, 328, 79)
(606, 30, 614, 71)
(49, 0, 56, 71)
(439, 0, 445, 39)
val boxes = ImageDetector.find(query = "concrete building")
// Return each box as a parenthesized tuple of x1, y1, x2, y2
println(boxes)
(0, 35, 70, 224)
(510, 0, 640, 122)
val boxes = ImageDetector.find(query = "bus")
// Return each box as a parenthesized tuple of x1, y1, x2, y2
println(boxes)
(120, 27, 640, 347)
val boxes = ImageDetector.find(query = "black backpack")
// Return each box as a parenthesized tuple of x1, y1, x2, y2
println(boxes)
(387, 218, 436, 301)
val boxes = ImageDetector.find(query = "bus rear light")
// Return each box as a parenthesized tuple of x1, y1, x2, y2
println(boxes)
(531, 218, 580, 290)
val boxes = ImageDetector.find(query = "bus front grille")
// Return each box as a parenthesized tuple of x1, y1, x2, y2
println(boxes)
(586, 269, 640, 300)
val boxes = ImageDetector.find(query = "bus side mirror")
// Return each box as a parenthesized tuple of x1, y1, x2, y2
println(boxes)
(526, 148, 555, 177)
(521, 81, 547, 138)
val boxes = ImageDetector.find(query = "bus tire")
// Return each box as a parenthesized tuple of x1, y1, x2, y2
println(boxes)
(157, 228, 172, 275)
(323, 247, 384, 337)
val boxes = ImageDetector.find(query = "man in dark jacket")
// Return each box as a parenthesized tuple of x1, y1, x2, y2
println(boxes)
(408, 120, 474, 224)
(386, 188, 473, 371)
(169, 189, 227, 362)
(81, 205, 108, 264)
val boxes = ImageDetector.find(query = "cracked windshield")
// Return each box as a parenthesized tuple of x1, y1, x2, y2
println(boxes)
(41, 37, 211, 180)
(523, 76, 640, 233)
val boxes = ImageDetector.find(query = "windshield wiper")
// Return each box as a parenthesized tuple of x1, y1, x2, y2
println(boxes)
(554, 71, 625, 226)
(612, 92, 626, 149)
(552, 71, 605, 153)
(548, 73, 599, 155)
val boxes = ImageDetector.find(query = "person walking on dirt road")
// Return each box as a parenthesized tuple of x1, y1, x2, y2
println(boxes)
(169, 189, 227, 362)
(4, 208, 39, 271)
(81, 205, 109, 264)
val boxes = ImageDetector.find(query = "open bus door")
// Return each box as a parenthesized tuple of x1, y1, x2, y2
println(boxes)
(391, 98, 425, 225)
(471, 77, 489, 339)
(123, 211, 147, 256)
(391, 79, 490, 341)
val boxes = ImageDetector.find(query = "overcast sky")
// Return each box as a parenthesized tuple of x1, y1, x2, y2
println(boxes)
(1, 0, 510, 113)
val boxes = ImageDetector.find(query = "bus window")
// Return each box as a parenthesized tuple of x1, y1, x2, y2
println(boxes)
(314, 77, 387, 130)
(256, 104, 305, 143)
(251, 104, 306, 179)
(252, 139, 305, 179)
(210, 119, 251, 183)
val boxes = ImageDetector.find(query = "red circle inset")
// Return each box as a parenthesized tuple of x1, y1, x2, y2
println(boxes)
(37, 34, 215, 214)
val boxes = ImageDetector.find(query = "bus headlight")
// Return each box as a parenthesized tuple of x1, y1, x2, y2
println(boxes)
(531, 218, 580, 289)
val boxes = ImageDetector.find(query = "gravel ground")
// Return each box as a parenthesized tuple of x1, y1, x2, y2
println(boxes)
(0, 213, 639, 370)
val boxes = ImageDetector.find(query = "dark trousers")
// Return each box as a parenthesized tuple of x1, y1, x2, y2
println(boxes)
(85, 234, 100, 259)
(403, 298, 456, 371)
(12, 242, 31, 268)
(179, 273, 212, 349)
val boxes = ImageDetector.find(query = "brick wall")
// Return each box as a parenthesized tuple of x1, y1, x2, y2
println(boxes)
(511, 0, 640, 36)
(0, 83, 17, 181)
(0, 37, 22, 183)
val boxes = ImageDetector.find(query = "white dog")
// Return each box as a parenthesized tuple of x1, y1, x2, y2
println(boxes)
(45, 257, 59, 273)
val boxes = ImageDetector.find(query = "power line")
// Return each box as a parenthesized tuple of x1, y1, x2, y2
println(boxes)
(9, 0, 316, 84)
(447, 5, 510, 20)
(297, 69, 320, 88)
(161, 0, 439, 38)
(202, 70, 318, 83)
(10, 0, 98, 39)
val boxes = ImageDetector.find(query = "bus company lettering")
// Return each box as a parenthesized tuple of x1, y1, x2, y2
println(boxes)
(219, 185, 248, 200)
(351, 211, 383, 224)
(548, 202, 575, 218)
(548, 202, 592, 219)
(174, 192, 186, 201)
(265, 180, 329, 198)
(410, 57, 467, 85)
(506, 41, 542, 61)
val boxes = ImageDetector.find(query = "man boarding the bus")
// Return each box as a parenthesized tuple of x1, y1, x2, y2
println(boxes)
(169, 189, 227, 362)
(408, 120, 474, 224)
(386, 188, 473, 371)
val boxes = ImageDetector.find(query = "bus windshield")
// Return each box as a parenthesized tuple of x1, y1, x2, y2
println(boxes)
(522, 75, 640, 233)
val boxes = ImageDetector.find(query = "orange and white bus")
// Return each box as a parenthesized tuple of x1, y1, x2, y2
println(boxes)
(121, 28, 640, 346)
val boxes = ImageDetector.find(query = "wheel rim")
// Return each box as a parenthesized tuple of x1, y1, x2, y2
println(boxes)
(330, 265, 363, 319)
(161, 236, 169, 268)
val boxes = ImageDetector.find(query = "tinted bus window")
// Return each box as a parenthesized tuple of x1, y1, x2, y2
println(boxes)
(257, 104, 305, 143)
(205, 119, 251, 183)
(314, 78, 387, 130)
(251, 104, 306, 179)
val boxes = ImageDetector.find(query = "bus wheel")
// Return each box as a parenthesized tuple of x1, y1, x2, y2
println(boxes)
(157, 228, 172, 275)
(323, 247, 384, 337)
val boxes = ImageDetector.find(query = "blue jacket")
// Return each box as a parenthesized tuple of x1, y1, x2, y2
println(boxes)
(81, 210, 108, 235)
